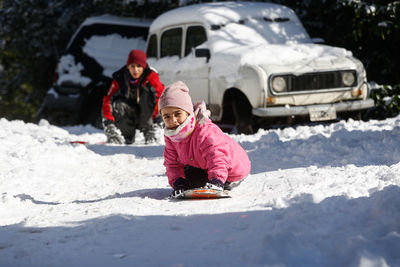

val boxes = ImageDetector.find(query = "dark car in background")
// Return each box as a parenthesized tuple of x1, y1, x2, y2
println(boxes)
(38, 15, 152, 127)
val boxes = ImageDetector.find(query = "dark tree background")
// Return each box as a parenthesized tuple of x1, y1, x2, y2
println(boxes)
(0, 0, 399, 122)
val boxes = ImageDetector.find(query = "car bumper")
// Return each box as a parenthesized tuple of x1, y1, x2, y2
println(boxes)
(252, 99, 375, 117)
(42, 92, 82, 112)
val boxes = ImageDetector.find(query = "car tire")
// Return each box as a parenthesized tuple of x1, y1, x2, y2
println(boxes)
(78, 86, 107, 129)
(221, 89, 254, 134)
(232, 99, 254, 134)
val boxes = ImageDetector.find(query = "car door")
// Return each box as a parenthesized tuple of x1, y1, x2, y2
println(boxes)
(156, 27, 183, 87)
(175, 25, 209, 105)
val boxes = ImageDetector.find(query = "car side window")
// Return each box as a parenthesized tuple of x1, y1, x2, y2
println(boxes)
(147, 34, 157, 58)
(160, 28, 182, 58)
(185, 26, 207, 56)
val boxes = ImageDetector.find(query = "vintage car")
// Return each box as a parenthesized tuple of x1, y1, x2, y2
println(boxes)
(146, 1, 374, 133)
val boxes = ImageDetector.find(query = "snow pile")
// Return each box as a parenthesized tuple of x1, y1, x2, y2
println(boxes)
(56, 55, 91, 87)
(1, 116, 400, 266)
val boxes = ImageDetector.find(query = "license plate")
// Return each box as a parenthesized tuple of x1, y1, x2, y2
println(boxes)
(309, 106, 337, 121)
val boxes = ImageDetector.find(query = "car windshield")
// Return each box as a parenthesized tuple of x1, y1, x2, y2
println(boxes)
(209, 16, 311, 49)
(66, 23, 149, 78)
(82, 33, 147, 77)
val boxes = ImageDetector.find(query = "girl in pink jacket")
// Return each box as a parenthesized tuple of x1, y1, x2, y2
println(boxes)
(159, 81, 251, 197)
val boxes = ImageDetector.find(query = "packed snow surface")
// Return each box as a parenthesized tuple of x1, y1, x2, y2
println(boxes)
(1, 116, 400, 266)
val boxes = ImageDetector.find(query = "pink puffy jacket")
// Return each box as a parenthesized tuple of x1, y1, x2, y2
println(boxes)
(163, 119, 251, 188)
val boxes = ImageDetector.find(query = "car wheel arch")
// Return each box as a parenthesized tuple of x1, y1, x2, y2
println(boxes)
(221, 87, 254, 134)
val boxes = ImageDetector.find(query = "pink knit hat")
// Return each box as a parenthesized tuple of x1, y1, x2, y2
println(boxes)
(159, 81, 193, 114)
(126, 49, 147, 68)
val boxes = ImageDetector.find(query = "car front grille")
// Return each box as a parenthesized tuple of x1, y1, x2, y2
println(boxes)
(291, 72, 343, 91)
(56, 84, 82, 94)
(271, 70, 357, 94)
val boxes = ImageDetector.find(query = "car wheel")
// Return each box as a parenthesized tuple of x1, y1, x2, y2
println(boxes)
(339, 110, 363, 121)
(78, 86, 106, 129)
(232, 99, 254, 134)
(36, 108, 77, 126)
(221, 89, 254, 134)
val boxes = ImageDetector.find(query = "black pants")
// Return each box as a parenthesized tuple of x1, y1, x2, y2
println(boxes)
(184, 165, 209, 189)
(184, 165, 242, 190)
(112, 98, 152, 142)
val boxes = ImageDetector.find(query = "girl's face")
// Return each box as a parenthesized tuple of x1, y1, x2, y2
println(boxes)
(161, 107, 189, 130)
(127, 63, 144, 79)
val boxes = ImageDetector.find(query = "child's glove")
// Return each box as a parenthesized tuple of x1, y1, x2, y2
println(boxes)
(142, 125, 157, 144)
(103, 120, 124, 144)
(171, 178, 190, 198)
(205, 178, 224, 191)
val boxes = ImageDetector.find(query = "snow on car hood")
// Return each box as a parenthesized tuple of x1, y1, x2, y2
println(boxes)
(209, 42, 358, 86)
(148, 42, 359, 89)
(201, 8, 359, 85)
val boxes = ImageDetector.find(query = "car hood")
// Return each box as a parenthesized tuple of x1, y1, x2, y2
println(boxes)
(208, 43, 362, 85)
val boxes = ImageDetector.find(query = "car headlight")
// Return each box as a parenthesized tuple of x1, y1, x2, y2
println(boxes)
(272, 76, 286, 92)
(342, 71, 355, 87)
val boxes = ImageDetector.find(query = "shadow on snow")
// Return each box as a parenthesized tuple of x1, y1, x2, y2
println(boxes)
(1, 186, 400, 267)
(84, 143, 164, 159)
(13, 188, 172, 206)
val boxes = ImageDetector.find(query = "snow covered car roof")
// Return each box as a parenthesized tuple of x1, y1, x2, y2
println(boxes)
(81, 14, 152, 28)
(150, 1, 301, 32)
(67, 15, 152, 49)
(150, 1, 313, 51)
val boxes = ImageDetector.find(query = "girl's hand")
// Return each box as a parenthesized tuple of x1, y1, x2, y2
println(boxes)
(171, 188, 185, 198)
(171, 177, 190, 198)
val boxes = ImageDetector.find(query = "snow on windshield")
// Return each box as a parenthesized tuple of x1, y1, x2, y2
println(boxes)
(82, 34, 147, 77)
(247, 17, 310, 44)
(209, 17, 311, 50)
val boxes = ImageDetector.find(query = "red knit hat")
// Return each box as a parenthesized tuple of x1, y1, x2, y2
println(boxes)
(126, 49, 147, 68)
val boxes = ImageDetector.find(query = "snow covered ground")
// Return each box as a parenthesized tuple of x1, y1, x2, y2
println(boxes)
(1, 116, 400, 266)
